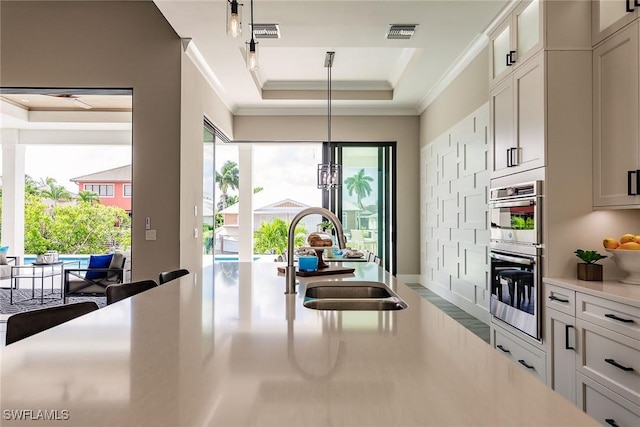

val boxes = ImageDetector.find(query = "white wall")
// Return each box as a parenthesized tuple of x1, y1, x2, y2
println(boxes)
(0, 1, 184, 281)
(420, 104, 491, 323)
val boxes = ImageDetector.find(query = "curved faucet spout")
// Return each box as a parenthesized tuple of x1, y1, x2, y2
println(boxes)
(285, 207, 346, 294)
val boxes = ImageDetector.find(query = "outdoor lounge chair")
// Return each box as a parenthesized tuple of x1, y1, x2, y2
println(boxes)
(63, 253, 126, 303)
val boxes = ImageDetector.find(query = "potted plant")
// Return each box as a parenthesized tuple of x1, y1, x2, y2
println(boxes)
(574, 249, 606, 281)
(317, 220, 334, 233)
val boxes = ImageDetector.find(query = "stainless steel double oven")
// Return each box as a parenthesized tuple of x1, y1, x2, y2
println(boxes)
(489, 181, 543, 341)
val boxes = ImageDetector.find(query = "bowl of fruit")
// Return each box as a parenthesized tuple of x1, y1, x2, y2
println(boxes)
(603, 234, 640, 285)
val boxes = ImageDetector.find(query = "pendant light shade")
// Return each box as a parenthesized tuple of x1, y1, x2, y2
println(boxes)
(317, 51, 341, 190)
(226, 0, 242, 38)
(246, 38, 259, 70)
(246, 0, 258, 70)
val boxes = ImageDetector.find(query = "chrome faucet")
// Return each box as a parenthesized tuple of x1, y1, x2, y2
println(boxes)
(285, 207, 346, 294)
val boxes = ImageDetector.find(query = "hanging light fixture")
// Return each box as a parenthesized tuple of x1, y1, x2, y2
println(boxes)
(317, 51, 341, 190)
(245, 0, 258, 70)
(226, 0, 242, 38)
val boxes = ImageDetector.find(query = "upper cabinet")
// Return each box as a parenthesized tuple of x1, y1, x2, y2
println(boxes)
(593, 21, 640, 208)
(490, 0, 543, 87)
(592, 0, 639, 46)
(490, 53, 544, 178)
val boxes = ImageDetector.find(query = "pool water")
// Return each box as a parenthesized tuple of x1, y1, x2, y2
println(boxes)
(23, 255, 90, 268)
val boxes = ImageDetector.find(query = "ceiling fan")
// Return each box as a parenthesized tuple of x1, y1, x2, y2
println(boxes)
(45, 93, 94, 110)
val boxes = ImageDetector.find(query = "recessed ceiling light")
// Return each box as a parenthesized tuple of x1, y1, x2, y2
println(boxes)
(387, 24, 418, 40)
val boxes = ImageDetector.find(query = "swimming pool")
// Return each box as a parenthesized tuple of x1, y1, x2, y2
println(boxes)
(22, 255, 90, 268)
(214, 255, 261, 262)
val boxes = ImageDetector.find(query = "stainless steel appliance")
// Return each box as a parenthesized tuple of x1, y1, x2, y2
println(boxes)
(489, 181, 543, 341)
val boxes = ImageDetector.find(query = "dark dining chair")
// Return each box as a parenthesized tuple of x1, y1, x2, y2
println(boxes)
(105, 280, 158, 305)
(158, 268, 189, 285)
(5, 301, 99, 345)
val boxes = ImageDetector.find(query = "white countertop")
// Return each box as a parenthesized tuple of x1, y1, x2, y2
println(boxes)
(0, 262, 598, 426)
(544, 277, 640, 307)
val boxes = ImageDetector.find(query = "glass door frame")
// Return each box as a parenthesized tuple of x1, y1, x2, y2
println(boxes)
(323, 141, 397, 274)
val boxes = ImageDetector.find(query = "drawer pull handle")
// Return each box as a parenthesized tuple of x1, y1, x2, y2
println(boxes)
(497, 344, 510, 353)
(518, 359, 534, 370)
(605, 419, 619, 427)
(605, 313, 635, 323)
(565, 324, 575, 350)
(627, 0, 635, 13)
(549, 295, 569, 303)
(605, 358, 634, 372)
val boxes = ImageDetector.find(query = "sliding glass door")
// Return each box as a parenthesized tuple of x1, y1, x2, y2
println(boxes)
(326, 143, 396, 274)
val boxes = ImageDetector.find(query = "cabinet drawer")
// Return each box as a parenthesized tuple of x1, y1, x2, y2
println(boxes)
(544, 283, 575, 316)
(578, 320, 640, 406)
(494, 328, 546, 383)
(577, 372, 640, 427)
(577, 293, 640, 340)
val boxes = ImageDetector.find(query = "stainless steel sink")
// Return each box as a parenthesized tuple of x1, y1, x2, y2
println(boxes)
(303, 281, 407, 311)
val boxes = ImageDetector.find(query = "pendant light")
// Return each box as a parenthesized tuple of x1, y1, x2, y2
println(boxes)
(317, 51, 341, 190)
(245, 0, 258, 70)
(226, 0, 242, 38)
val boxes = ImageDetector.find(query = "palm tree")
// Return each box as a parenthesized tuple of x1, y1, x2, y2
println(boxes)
(215, 160, 239, 210)
(78, 190, 101, 205)
(39, 177, 71, 206)
(253, 218, 307, 255)
(344, 168, 374, 209)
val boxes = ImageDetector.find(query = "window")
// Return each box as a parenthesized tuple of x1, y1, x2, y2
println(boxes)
(84, 184, 114, 197)
(123, 184, 132, 197)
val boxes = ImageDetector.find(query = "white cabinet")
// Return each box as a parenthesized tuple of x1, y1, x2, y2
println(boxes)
(489, 0, 543, 87)
(543, 280, 640, 425)
(490, 52, 545, 178)
(492, 322, 547, 383)
(545, 283, 577, 402)
(593, 22, 640, 208)
(592, 0, 639, 46)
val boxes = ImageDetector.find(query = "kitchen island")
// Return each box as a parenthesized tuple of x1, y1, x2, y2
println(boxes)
(0, 262, 598, 426)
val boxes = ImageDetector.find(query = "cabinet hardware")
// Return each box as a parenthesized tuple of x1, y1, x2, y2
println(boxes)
(605, 419, 619, 427)
(627, 0, 635, 13)
(518, 359, 534, 369)
(627, 171, 636, 196)
(604, 358, 635, 372)
(564, 324, 575, 350)
(508, 50, 516, 65)
(506, 147, 517, 167)
(506, 53, 512, 67)
(548, 295, 569, 303)
(604, 313, 635, 323)
(497, 344, 510, 353)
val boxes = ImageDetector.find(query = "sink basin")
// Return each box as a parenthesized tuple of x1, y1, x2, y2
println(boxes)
(304, 298, 407, 311)
(303, 281, 407, 311)
(305, 285, 393, 299)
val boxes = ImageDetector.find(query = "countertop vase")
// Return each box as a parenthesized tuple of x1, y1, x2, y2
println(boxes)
(577, 263, 603, 281)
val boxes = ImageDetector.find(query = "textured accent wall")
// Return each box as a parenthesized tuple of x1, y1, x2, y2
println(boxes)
(420, 103, 490, 323)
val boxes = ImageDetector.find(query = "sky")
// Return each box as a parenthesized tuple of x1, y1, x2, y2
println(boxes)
(1, 145, 132, 192)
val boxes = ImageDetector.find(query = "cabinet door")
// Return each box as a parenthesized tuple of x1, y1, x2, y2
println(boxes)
(546, 308, 577, 403)
(592, 0, 639, 46)
(490, 17, 513, 86)
(593, 22, 640, 208)
(513, 0, 543, 66)
(490, 78, 514, 176)
(514, 52, 545, 173)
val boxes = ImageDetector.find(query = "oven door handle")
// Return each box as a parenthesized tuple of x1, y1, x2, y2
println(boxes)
(490, 252, 535, 266)
(488, 199, 536, 209)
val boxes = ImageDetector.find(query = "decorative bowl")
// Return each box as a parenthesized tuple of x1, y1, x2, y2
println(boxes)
(605, 249, 640, 284)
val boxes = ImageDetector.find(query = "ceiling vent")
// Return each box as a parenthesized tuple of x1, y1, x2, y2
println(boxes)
(386, 24, 418, 40)
(252, 23, 280, 39)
